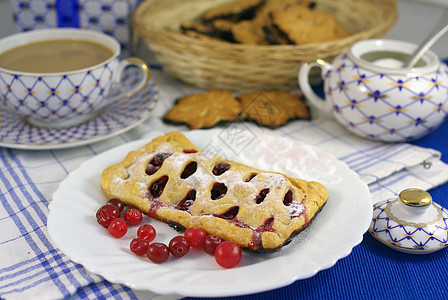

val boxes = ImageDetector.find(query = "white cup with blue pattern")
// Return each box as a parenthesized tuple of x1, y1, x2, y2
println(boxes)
(0, 28, 150, 128)
(299, 39, 448, 142)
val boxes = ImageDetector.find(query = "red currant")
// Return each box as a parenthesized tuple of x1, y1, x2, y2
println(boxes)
(137, 224, 156, 243)
(107, 198, 125, 212)
(96, 204, 120, 228)
(108, 218, 128, 238)
(147, 243, 169, 263)
(203, 235, 222, 255)
(130, 238, 149, 256)
(124, 208, 143, 226)
(184, 227, 207, 249)
(169, 236, 190, 258)
(215, 241, 242, 268)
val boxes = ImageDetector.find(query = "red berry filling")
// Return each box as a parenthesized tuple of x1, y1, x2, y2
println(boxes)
(214, 206, 239, 220)
(211, 182, 227, 200)
(254, 188, 270, 204)
(149, 175, 169, 198)
(259, 217, 275, 232)
(181, 161, 197, 179)
(212, 163, 230, 176)
(176, 189, 197, 212)
(282, 189, 306, 219)
(145, 152, 172, 175)
(183, 149, 198, 153)
(248, 217, 275, 249)
(244, 173, 257, 182)
(283, 189, 293, 206)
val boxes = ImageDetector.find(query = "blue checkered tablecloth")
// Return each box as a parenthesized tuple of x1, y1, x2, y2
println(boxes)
(1, 68, 448, 299)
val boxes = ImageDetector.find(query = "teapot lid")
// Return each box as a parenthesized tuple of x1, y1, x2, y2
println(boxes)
(369, 188, 448, 254)
(399, 188, 432, 207)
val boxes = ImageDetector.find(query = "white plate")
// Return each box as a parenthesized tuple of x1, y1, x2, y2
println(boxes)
(0, 70, 159, 150)
(48, 128, 372, 297)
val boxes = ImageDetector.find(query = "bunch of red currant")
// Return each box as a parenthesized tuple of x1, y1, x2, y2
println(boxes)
(96, 198, 242, 268)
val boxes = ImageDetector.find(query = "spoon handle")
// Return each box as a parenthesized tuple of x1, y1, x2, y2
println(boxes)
(404, 9, 448, 68)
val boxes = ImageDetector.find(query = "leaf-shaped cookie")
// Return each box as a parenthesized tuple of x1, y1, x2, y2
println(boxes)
(164, 89, 242, 129)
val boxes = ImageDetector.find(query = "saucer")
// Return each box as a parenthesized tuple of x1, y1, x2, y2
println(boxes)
(0, 71, 159, 150)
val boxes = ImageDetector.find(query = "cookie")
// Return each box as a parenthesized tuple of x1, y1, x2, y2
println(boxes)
(201, 0, 265, 23)
(211, 19, 236, 42)
(180, 21, 214, 36)
(182, 29, 226, 42)
(180, 21, 227, 41)
(238, 91, 309, 127)
(253, 0, 317, 45)
(256, 0, 315, 23)
(262, 24, 288, 45)
(164, 89, 242, 129)
(101, 131, 328, 251)
(270, 4, 350, 44)
(231, 19, 267, 45)
(230, 0, 316, 45)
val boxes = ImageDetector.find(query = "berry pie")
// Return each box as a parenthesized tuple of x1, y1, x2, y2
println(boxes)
(101, 132, 328, 252)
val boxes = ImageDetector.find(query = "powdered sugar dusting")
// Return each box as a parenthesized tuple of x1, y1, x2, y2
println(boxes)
(132, 142, 304, 227)
(287, 201, 305, 218)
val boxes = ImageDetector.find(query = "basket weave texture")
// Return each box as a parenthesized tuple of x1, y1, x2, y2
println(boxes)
(134, 0, 397, 92)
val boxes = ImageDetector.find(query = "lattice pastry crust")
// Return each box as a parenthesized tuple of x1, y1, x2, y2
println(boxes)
(101, 132, 328, 251)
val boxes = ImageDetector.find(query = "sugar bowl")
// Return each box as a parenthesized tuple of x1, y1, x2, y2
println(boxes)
(369, 188, 448, 254)
(299, 39, 448, 142)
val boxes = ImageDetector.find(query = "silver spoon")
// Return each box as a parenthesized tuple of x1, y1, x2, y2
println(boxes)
(404, 8, 448, 68)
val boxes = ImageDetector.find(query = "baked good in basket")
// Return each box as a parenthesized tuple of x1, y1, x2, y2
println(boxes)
(134, 0, 397, 91)
(181, 0, 350, 45)
(101, 132, 328, 252)
(269, 4, 351, 44)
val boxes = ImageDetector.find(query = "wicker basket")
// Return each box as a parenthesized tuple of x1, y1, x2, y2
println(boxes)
(134, 0, 397, 92)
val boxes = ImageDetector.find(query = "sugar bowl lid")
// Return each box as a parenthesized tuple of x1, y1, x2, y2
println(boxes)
(369, 188, 448, 254)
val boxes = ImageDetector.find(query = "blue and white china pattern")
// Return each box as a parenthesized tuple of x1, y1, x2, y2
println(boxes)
(0, 60, 117, 121)
(0, 69, 159, 149)
(10, 0, 142, 52)
(299, 39, 448, 142)
(370, 195, 448, 254)
(326, 54, 448, 142)
(0, 28, 150, 128)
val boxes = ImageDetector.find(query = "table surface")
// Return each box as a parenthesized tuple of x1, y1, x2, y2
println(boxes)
(1, 0, 448, 299)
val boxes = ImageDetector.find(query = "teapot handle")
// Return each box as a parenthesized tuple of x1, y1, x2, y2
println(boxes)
(298, 59, 333, 113)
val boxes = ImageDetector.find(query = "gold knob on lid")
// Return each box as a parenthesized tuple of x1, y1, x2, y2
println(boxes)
(399, 188, 432, 207)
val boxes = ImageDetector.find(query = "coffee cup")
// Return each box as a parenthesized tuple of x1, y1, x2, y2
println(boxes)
(298, 39, 448, 142)
(0, 28, 150, 128)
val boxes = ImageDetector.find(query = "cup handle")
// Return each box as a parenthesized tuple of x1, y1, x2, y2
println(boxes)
(298, 59, 333, 113)
(94, 57, 151, 110)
